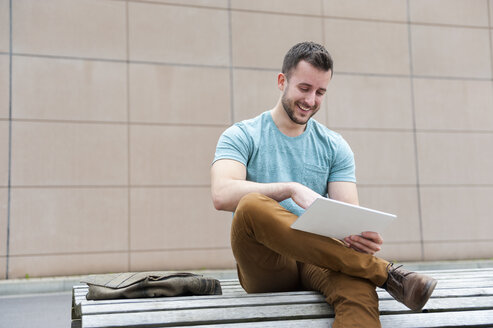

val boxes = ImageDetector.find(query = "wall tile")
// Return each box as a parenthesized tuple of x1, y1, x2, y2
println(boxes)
(377, 242, 422, 262)
(411, 25, 491, 78)
(414, 79, 493, 131)
(0, 55, 8, 119)
(13, 0, 126, 60)
(233, 69, 280, 122)
(0, 121, 7, 187)
(0, 256, 5, 279)
(130, 187, 231, 250)
(325, 19, 410, 75)
(135, 0, 228, 8)
(424, 241, 493, 261)
(417, 132, 493, 185)
(9, 188, 128, 255)
(130, 125, 224, 185)
(129, 2, 229, 65)
(0, 0, 8, 53)
(342, 130, 417, 185)
(8, 252, 128, 278)
(323, 0, 407, 22)
(131, 248, 235, 271)
(11, 122, 127, 186)
(232, 11, 323, 69)
(420, 187, 493, 241)
(231, 0, 322, 15)
(358, 186, 421, 243)
(0, 188, 7, 256)
(326, 75, 413, 129)
(129, 64, 230, 125)
(410, 0, 489, 27)
(12, 56, 127, 122)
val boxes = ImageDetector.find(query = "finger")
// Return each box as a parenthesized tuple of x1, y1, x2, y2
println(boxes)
(350, 235, 381, 253)
(361, 231, 383, 245)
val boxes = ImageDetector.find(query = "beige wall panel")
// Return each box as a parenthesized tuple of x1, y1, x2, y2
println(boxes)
(0, 55, 8, 119)
(231, 0, 321, 15)
(412, 25, 491, 79)
(414, 79, 493, 131)
(0, 256, 5, 279)
(130, 187, 231, 250)
(233, 69, 280, 122)
(0, 0, 8, 53)
(232, 11, 323, 69)
(323, 0, 407, 22)
(129, 3, 229, 66)
(358, 187, 421, 243)
(326, 75, 413, 129)
(8, 252, 128, 278)
(12, 56, 127, 122)
(420, 187, 493, 241)
(424, 241, 493, 261)
(130, 125, 224, 185)
(410, 0, 489, 27)
(131, 248, 235, 271)
(137, 0, 228, 8)
(0, 188, 6, 256)
(342, 130, 417, 185)
(417, 132, 493, 185)
(377, 242, 422, 262)
(325, 20, 410, 75)
(129, 64, 230, 125)
(0, 121, 7, 187)
(11, 122, 127, 186)
(13, 0, 126, 60)
(9, 188, 128, 255)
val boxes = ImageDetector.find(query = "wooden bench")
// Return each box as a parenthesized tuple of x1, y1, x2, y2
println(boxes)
(72, 267, 493, 328)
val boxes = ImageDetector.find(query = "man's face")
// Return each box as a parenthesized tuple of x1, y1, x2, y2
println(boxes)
(280, 60, 332, 125)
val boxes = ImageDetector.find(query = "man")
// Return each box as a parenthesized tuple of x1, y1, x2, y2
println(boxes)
(211, 41, 436, 327)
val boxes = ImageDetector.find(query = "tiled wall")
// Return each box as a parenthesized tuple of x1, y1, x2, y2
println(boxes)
(1, 0, 492, 278)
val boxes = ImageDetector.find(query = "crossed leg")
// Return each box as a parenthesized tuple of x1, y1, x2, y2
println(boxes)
(230, 192, 386, 327)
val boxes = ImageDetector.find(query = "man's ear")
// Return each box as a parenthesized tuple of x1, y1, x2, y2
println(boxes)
(277, 73, 287, 91)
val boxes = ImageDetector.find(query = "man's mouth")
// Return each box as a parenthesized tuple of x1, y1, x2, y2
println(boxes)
(298, 103, 311, 112)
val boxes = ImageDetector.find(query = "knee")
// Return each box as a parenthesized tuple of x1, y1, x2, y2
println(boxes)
(235, 193, 268, 216)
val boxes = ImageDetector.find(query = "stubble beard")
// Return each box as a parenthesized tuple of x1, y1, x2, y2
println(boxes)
(281, 92, 317, 126)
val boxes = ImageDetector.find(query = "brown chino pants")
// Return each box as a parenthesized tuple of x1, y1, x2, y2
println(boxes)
(231, 193, 390, 328)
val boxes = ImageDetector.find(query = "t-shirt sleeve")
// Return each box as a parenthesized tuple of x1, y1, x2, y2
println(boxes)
(328, 137, 356, 183)
(212, 124, 251, 166)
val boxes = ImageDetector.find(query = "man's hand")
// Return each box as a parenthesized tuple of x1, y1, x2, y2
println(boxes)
(343, 231, 383, 255)
(290, 182, 323, 209)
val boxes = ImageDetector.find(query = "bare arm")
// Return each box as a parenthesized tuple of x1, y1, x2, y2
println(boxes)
(328, 181, 383, 255)
(211, 159, 321, 212)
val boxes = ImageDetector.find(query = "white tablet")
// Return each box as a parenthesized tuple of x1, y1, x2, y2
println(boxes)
(291, 197, 396, 240)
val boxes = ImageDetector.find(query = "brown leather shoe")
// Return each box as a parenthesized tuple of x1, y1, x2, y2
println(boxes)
(384, 264, 438, 311)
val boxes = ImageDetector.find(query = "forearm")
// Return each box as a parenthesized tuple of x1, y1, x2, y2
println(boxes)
(212, 179, 295, 212)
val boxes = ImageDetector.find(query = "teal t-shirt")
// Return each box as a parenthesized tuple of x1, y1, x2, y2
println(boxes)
(213, 111, 356, 216)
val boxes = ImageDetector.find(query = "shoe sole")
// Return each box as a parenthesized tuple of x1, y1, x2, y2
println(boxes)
(411, 278, 438, 311)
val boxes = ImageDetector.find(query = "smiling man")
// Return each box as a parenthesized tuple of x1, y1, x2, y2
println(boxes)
(211, 42, 436, 327)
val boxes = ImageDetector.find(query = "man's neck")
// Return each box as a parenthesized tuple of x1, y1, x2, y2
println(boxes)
(270, 101, 307, 137)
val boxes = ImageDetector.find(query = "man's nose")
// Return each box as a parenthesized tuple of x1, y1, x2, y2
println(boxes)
(305, 93, 316, 107)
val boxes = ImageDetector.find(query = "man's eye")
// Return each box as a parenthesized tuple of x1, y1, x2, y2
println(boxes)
(299, 88, 309, 92)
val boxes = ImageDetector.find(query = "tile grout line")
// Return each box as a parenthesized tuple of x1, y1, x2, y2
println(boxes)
(7, 52, 493, 82)
(5, 0, 13, 280)
(110, 0, 493, 31)
(125, 0, 131, 273)
(320, 0, 329, 126)
(227, 0, 235, 124)
(488, 1, 493, 82)
(406, 0, 425, 261)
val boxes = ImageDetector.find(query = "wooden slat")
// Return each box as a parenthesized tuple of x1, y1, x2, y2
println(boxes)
(73, 268, 493, 328)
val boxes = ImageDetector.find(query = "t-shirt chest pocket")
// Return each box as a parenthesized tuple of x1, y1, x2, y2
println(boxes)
(302, 163, 329, 196)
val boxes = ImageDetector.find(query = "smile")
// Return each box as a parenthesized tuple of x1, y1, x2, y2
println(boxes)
(298, 104, 311, 112)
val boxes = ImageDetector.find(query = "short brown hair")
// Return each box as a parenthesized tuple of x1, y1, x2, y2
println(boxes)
(281, 41, 333, 79)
